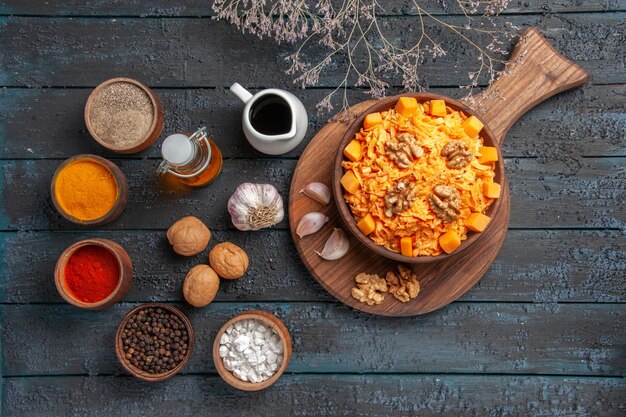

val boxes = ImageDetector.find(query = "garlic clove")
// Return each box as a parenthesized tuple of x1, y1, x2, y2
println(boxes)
(296, 212, 329, 238)
(300, 182, 331, 205)
(316, 228, 349, 260)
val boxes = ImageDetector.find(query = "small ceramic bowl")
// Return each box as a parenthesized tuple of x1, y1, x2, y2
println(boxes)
(85, 77, 164, 154)
(213, 310, 292, 391)
(333, 93, 505, 264)
(115, 303, 195, 382)
(54, 238, 133, 309)
(50, 154, 128, 226)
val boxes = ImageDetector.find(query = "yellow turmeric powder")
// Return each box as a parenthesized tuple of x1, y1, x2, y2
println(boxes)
(54, 159, 118, 221)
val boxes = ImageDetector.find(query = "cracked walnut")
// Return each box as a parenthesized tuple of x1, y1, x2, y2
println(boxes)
(351, 266, 421, 305)
(384, 179, 419, 217)
(351, 273, 388, 305)
(429, 185, 460, 223)
(441, 141, 473, 169)
(385, 132, 424, 169)
(386, 265, 420, 303)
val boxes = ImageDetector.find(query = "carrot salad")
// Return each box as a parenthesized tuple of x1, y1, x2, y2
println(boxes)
(341, 98, 499, 256)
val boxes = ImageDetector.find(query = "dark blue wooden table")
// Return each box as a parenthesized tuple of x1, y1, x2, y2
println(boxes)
(0, 1, 624, 415)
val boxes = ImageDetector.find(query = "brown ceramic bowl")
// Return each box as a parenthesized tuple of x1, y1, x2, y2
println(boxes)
(54, 238, 133, 309)
(85, 77, 164, 154)
(213, 310, 292, 391)
(115, 303, 195, 382)
(50, 154, 128, 226)
(333, 93, 505, 264)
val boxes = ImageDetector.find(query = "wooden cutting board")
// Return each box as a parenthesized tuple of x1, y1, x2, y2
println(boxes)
(288, 28, 590, 316)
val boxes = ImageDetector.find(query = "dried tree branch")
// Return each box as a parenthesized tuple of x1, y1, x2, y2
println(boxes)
(212, 0, 518, 119)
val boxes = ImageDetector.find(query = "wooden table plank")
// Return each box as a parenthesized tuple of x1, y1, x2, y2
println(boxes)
(0, 5, 624, 416)
(1, 0, 624, 16)
(1, 229, 624, 304)
(0, 14, 623, 88)
(1, 303, 624, 376)
(0, 85, 623, 160)
(3, 374, 625, 417)
(1, 158, 624, 231)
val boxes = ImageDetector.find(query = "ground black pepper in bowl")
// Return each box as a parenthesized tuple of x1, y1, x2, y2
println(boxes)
(88, 81, 154, 149)
(116, 303, 195, 381)
(85, 77, 164, 154)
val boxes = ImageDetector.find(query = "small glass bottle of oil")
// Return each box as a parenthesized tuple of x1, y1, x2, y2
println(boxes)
(157, 127, 223, 187)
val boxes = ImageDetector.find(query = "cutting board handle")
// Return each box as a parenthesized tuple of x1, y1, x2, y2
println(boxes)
(465, 27, 590, 144)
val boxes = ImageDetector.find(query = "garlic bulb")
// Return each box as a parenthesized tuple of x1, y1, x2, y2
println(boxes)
(316, 228, 349, 260)
(296, 212, 329, 238)
(300, 182, 331, 205)
(227, 183, 284, 231)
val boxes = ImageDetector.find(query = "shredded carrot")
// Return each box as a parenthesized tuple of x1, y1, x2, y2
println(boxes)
(342, 100, 496, 256)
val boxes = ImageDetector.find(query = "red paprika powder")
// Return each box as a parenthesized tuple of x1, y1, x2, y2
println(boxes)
(64, 245, 119, 303)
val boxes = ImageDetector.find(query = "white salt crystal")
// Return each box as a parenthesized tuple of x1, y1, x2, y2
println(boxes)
(272, 343, 284, 354)
(219, 346, 228, 358)
(234, 335, 250, 352)
(219, 318, 286, 384)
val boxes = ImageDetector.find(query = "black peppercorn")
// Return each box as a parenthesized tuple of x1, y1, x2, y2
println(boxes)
(120, 307, 189, 374)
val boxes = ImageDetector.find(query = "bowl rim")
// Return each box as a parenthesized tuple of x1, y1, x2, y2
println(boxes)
(115, 303, 195, 382)
(50, 154, 128, 226)
(84, 77, 161, 153)
(212, 310, 292, 391)
(332, 92, 505, 264)
(54, 238, 129, 309)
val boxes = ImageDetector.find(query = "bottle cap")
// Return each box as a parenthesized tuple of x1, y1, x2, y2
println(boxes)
(161, 134, 194, 167)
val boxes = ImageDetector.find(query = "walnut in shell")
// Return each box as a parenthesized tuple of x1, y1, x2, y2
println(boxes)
(386, 265, 420, 303)
(183, 265, 220, 307)
(167, 216, 211, 256)
(209, 242, 249, 280)
(351, 272, 388, 305)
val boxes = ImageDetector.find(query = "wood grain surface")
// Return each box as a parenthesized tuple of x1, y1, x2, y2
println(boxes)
(2, 158, 624, 231)
(3, 375, 624, 417)
(1, 303, 623, 376)
(289, 92, 509, 316)
(288, 28, 592, 316)
(1, 229, 623, 303)
(467, 28, 591, 141)
(0, 14, 624, 87)
(0, 2, 624, 416)
(1, 85, 623, 160)
(288, 94, 509, 315)
(2, 0, 624, 16)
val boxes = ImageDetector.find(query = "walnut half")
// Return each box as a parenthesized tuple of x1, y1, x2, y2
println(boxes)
(351, 273, 388, 305)
(429, 185, 460, 223)
(386, 265, 420, 303)
(384, 179, 419, 217)
(441, 141, 473, 169)
(385, 132, 424, 169)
